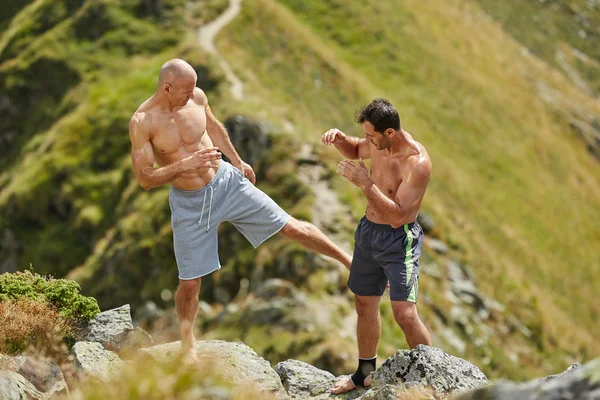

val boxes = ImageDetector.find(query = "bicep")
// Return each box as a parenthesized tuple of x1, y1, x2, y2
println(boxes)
(394, 165, 430, 209)
(357, 139, 371, 159)
(129, 117, 154, 177)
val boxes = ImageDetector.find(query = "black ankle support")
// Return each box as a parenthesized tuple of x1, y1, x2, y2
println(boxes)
(350, 357, 376, 387)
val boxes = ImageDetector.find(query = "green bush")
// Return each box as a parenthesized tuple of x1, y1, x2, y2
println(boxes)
(0, 270, 100, 322)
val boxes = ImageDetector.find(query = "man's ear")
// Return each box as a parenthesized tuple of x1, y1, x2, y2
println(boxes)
(164, 83, 171, 94)
(385, 128, 396, 137)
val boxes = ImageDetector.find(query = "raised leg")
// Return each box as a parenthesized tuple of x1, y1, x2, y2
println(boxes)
(279, 217, 352, 269)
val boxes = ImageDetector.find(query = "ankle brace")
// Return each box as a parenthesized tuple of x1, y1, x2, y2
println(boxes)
(350, 356, 376, 387)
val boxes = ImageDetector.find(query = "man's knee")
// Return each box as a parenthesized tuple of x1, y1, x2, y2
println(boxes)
(355, 296, 380, 317)
(177, 278, 201, 298)
(392, 301, 418, 326)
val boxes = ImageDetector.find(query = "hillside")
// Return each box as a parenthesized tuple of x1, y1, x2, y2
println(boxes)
(1, 0, 599, 383)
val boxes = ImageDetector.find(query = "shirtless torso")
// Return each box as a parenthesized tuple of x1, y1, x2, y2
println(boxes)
(323, 125, 431, 228)
(129, 87, 223, 191)
(364, 132, 430, 225)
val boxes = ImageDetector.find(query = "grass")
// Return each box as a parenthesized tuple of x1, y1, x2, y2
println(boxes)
(2, 0, 600, 387)
(216, 0, 600, 380)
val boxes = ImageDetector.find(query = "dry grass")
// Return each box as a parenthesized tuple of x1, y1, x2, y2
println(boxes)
(62, 354, 277, 400)
(0, 299, 74, 358)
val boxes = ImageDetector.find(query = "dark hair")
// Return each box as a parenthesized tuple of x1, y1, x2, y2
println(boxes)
(355, 98, 401, 133)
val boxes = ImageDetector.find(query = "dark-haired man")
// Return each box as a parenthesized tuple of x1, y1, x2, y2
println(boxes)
(322, 98, 433, 394)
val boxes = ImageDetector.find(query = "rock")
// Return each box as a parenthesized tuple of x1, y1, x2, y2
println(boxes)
(224, 114, 271, 166)
(455, 358, 600, 400)
(72, 341, 124, 382)
(107, 326, 154, 356)
(357, 384, 434, 400)
(275, 359, 336, 398)
(255, 279, 302, 300)
(371, 345, 490, 397)
(0, 370, 44, 400)
(425, 238, 448, 255)
(133, 301, 164, 326)
(241, 297, 307, 328)
(139, 340, 290, 399)
(539, 362, 581, 381)
(81, 304, 134, 348)
(12, 356, 67, 396)
(0, 229, 19, 274)
(416, 212, 435, 234)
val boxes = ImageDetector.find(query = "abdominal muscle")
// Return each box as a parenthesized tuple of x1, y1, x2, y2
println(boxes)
(154, 131, 220, 191)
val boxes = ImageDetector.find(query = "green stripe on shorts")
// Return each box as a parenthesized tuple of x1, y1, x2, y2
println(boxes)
(403, 224, 414, 287)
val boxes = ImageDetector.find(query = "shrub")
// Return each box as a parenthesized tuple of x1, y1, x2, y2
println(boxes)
(0, 271, 100, 355)
(0, 270, 100, 322)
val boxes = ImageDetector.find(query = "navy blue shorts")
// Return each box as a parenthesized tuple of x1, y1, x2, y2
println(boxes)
(348, 216, 423, 302)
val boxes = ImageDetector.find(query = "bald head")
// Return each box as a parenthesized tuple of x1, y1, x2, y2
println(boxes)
(158, 58, 197, 86)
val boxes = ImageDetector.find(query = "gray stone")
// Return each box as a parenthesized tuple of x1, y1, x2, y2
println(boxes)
(455, 358, 600, 400)
(82, 304, 134, 348)
(275, 359, 336, 398)
(416, 212, 435, 234)
(0, 370, 44, 400)
(425, 238, 448, 255)
(12, 356, 67, 396)
(241, 297, 308, 329)
(255, 279, 301, 300)
(224, 114, 271, 166)
(106, 326, 154, 355)
(371, 345, 490, 396)
(539, 362, 582, 382)
(356, 385, 404, 400)
(72, 341, 124, 382)
(139, 340, 290, 399)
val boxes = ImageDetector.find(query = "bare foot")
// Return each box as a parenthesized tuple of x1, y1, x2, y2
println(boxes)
(330, 375, 371, 394)
(181, 347, 199, 367)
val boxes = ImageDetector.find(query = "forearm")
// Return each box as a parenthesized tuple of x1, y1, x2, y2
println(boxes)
(208, 121, 242, 165)
(361, 182, 407, 228)
(335, 137, 361, 159)
(139, 160, 187, 190)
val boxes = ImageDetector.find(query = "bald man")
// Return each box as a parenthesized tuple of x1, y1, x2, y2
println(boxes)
(129, 59, 352, 363)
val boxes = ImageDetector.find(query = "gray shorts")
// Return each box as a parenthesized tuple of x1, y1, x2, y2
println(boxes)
(348, 216, 423, 302)
(168, 161, 291, 280)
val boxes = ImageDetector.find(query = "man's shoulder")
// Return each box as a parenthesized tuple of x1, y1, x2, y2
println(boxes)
(192, 87, 208, 107)
(410, 149, 432, 178)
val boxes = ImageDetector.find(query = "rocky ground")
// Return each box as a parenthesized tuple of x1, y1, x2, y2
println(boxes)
(1, 304, 596, 400)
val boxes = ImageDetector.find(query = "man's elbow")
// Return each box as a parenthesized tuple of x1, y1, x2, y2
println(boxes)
(389, 213, 408, 229)
(138, 177, 154, 191)
(390, 221, 403, 229)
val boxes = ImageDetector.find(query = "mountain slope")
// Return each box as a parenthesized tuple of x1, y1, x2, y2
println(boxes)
(1, 0, 599, 383)
(215, 0, 600, 378)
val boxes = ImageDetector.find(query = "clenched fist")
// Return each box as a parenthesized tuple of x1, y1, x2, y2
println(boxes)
(183, 147, 222, 171)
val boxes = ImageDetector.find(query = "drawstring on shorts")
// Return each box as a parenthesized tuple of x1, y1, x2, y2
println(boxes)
(198, 186, 214, 232)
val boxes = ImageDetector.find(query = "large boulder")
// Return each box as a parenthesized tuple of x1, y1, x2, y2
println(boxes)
(139, 340, 290, 400)
(223, 114, 271, 166)
(275, 359, 336, 399)
(81, 304, 133, 347)
(12, 356, 67, 397)
(0, 370, 44, 400)
(371, 345, 490, 397)
(72, 341, 124, 382)
(456, 358, 600, 400)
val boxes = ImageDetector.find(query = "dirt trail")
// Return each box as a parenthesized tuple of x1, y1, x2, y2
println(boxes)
(198, 0, 244, 100)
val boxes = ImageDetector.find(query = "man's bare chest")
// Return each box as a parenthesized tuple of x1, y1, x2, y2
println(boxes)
(370, 157, 405, 198)
(150, 106, 207, 153)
